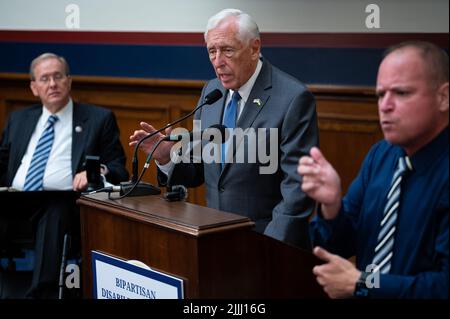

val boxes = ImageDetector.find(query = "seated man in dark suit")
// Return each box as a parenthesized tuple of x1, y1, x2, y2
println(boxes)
(0, 52, 129, 298)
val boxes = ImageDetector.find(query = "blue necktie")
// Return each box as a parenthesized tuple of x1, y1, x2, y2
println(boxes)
(372, 156, 412, 274)
(222, 91, 241, 168)
(23, 115, 58, 191)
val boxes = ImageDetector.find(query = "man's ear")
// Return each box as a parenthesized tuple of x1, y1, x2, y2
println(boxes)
(30, 81, 39, 97)
(250, 38, 261, 61)
(67, 75, 72, 91)
(437, 82, 449, 112)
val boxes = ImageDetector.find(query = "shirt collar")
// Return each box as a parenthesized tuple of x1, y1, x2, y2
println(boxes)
(41, 98, 73, 126)
(229, 59, 263, 104)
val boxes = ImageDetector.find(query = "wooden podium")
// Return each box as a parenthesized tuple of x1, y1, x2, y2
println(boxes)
(77, 193, 326, 298)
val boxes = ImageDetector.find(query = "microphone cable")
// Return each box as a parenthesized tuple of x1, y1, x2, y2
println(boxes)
(108, 138, 166, 200)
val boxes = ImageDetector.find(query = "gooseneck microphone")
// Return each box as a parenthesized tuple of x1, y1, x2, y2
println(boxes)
(162, 124, 227, 143)
(162, 124, 226, 202)
(118, 89, 223, 198)
(89, 123, 226, 198)
(131, 89, 222, 182)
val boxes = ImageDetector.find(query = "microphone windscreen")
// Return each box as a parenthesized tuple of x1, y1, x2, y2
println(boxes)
(204, 89, 223, 105)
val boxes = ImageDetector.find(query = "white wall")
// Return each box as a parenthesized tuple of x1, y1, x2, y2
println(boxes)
(0, 0, 448, 32)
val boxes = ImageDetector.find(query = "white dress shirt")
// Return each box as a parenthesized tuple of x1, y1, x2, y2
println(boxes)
(158, 60, 263, 175)
(12, 99, 74, 190)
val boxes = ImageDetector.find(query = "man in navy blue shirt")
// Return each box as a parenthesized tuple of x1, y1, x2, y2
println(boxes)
(298, 41, 448, 299)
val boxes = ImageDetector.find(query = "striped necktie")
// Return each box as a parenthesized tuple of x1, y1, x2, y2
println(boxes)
(372, 155, 413, 274)
(221, 91, 241, 168)
(23, 114, 58, 191)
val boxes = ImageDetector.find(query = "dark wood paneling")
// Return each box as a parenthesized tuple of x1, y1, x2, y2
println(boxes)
(315, 92, 382, 191)
(0, 73, 381, 203)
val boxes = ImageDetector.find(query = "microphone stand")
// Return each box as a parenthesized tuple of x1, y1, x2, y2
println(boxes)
(122, 89, 222, 197)
(119, 106, 201, 196)
(110, 138, 168, 200)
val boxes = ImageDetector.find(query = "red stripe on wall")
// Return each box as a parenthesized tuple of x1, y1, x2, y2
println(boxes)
(0, 30, 448, 48)
(0, 31, 205, 45)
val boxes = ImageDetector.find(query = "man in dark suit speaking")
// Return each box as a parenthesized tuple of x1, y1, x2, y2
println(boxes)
(130, 9, 318, 249)
(0, 53, 129, 298)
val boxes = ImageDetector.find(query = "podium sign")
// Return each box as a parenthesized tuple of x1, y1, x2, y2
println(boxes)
(92, 251, 184, 299)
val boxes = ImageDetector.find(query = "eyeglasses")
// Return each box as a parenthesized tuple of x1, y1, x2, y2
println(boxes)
(35, 72, 68, 84)
(208, 47, 239, 60)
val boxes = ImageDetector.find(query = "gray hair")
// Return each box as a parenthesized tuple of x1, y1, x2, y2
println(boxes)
(204, 8, 260, 44)
(30, 53, 70, 80)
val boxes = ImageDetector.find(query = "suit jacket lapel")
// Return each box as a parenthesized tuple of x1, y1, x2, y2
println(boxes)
(220, 61, 272, 176)
(201, 86, 227, 128)
(10, 107, 42, 181)
(71, 103, 89, 176)
(236, 63, 271, 130)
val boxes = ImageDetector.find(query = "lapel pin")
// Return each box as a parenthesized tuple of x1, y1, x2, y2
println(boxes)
(75, 126, 83, 133)
(253, 98, 262, 107)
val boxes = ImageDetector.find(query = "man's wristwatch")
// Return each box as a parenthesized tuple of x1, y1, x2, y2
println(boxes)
(353, 271, 370, 298)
